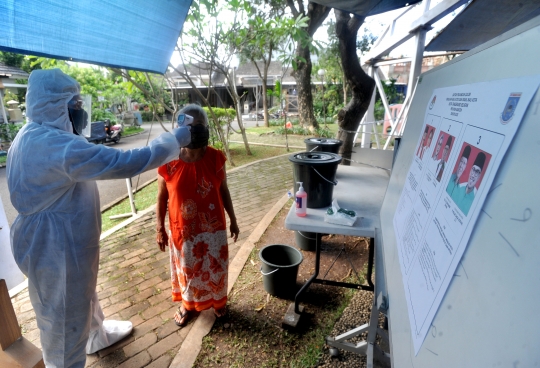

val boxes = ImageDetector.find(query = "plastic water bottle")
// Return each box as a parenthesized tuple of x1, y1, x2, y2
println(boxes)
(295, 182, 307, 217)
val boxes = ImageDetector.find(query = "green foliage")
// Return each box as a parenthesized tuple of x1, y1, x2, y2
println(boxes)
(312, 82, 342, 120)
(274, 123, 334, 138)
(61, 66, 114, 105)
(357, 32, 377, 54)
(92, 108, 116, 123)
(381, 78, 402, 104)
(24, 56, 67, 71)
(313, 22, 377, 108)
(0, 122, 25, 142)
(203, 107, 235, 126)
(0, 52, 25, 67)
(140, 111, 154, 122)
(374, 100, 385, 121)
(232, 8, 310, 128)
(203, 107, 235, 148)
(3, 91, 19, 107)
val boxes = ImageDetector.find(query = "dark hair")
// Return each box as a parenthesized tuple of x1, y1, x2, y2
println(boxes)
(462, 145, 471, 159)
(445, 136, 453, 147)
(473, 152, 486, 170)
(180, 104, 208, 127)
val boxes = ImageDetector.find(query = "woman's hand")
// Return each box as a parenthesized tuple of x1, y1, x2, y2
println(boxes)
(156, 227, 169, 252)
(230, 221, 240, 242)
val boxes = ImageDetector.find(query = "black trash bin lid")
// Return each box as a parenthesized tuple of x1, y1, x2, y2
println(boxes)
(288, 152, 342, 166)
(304, 138, 343, 146)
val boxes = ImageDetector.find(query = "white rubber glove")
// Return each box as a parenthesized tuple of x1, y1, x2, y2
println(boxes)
(172, 126, 191, 147)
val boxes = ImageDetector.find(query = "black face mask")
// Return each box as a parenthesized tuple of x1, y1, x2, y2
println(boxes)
(68, 107, 88, 136)
(187, 124, 209, 149)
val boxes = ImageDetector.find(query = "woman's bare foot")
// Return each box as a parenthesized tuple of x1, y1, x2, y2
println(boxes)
(214, 306, 227, 318)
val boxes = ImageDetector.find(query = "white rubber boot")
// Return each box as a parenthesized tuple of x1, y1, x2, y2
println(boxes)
(86, 320, 133, 354)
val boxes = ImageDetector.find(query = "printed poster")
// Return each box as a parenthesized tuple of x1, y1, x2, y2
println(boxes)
(393, 76, 540, 354)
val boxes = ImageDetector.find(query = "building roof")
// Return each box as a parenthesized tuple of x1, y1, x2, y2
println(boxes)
(167, 60, 297, 88)
(168, 62, 226, 85)
(0, 62, 28, 79)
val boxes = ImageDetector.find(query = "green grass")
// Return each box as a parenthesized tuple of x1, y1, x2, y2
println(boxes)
(100, 143, 300, 232)
(123, 126, 144, 135)
(0, 155, 6, 165)
(101, 180, 159, 231)
(245, 126, 275, 134)
(227, 142, 300, 167)
(245, 122, 339, 137)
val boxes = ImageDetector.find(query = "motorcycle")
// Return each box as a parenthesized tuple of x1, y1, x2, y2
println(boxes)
(86, 119, 122, 144)
(104, 119, 122, 144)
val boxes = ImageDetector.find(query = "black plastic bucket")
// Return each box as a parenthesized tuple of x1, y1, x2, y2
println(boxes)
(304, 138, 343, 154)
(289, 152, 342, 208)
(294, 231, 322, 251)
(259, 244, 303, 298)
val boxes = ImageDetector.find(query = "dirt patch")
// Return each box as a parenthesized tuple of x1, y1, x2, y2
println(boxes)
(194, 201, 374, 367)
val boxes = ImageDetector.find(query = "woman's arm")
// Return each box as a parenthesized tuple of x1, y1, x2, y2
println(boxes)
(156, 174, 169, 252)
(219, 168, 239, 242)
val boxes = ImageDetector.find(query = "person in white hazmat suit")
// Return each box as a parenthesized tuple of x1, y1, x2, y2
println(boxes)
(7, 69, 194, 367)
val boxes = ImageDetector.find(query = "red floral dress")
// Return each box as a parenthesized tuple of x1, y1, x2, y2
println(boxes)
(158, 147, 228, 312)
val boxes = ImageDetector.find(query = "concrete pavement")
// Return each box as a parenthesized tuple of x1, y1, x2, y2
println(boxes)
(9, 153, 295, 368)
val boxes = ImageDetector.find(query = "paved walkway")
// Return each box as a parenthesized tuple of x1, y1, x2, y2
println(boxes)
(10, 154, 295, 368)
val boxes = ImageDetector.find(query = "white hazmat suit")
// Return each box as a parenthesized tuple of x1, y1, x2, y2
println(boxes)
(7, 69, 190, 367)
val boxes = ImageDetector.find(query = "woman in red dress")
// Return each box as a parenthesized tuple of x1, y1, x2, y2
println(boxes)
(156, 105, 239, 326)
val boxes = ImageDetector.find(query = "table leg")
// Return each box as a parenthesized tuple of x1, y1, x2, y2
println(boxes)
(294, 232, 321, 315)
(366, 237, 375, 289)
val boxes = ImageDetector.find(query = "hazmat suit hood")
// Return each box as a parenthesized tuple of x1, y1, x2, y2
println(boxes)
(26, 68, 80, 133)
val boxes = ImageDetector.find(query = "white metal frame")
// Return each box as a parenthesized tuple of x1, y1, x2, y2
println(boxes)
(357, 0, 469, 149)
(325, 229, 391, 367)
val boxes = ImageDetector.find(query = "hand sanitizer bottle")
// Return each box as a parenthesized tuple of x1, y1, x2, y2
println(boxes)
(295, 182, 307, 217)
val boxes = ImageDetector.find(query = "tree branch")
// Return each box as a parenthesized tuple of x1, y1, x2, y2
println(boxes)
(287, 0, 300, 17)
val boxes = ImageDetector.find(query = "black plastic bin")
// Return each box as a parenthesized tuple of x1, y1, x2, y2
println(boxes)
(289, 152, 342, 208)
(259, 244, 303, 298)
(304, 138, 343, 154)
(294, 231, 322, 251)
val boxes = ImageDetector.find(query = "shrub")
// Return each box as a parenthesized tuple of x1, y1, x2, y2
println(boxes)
(140, 111, 154, 122)
(274, 124, 334, 138)
(0, 122, 25, 142)
(203, 107, 236, 126)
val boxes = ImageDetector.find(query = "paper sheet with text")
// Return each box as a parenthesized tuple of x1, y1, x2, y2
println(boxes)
(393, 76, 540, 354)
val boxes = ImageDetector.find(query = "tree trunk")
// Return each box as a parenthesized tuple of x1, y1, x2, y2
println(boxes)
(289, 1, 330, 130)
(235, 108, 252, 156)
(223, 69, 252, 156)
(342, 71, 348, 106)
(294, 51, 317, 128)
(335, 10, 375, 166)
(262, 78, 270, 128)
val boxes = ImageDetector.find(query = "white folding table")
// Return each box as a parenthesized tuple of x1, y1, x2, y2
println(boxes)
(284, 164, 391, 366)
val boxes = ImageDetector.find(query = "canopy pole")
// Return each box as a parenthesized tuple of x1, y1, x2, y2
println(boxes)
(0, 89, 9, 125)
(109, 179, 138, 219)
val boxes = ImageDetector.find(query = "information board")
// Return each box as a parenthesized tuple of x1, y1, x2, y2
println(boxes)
(393, 77, 540, 353)
(379, 15, 540, 366)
